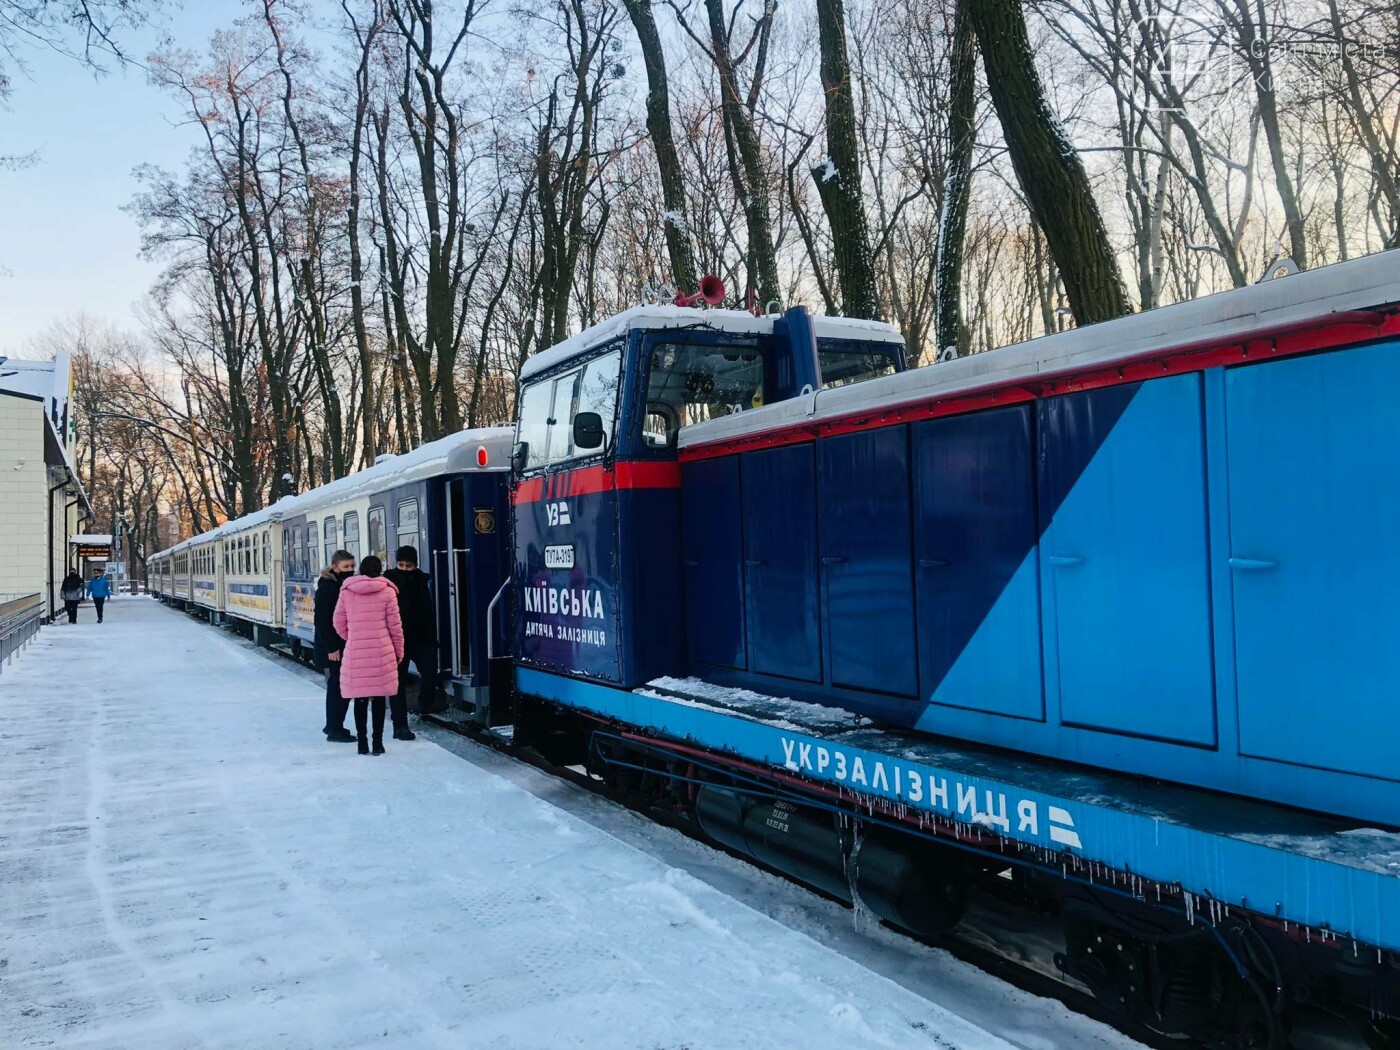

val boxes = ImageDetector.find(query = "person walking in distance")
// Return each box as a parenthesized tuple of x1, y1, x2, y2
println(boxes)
(333, 555, 404, 756)
(60, 570, 84, 624)
(86, 568, 112, 623)
(385, 545, 440, 735)
(314, 550, 358, 743)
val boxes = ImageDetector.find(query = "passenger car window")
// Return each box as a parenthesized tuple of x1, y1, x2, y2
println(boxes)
(307, 523, 320, 574)
(323, 517, 338, 565)
(343, 512, 361, 560)
(368, 507, 387, 561)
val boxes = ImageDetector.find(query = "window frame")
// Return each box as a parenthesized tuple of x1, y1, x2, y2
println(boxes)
(515, 342, 623, 476)
(368, 506, 387, 562)
(343, 511, 361, 560)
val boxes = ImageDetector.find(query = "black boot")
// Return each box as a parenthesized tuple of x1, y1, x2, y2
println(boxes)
(354, 699, 369, 755)
(371, 697, 386, 755)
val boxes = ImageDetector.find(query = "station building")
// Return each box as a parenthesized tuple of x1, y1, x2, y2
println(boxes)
(0, 356, 93, 621)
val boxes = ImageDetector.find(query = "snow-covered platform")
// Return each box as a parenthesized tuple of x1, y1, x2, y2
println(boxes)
(0, 599, 1138, 1049)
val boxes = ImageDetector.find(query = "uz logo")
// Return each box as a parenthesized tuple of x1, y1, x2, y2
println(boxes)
(546, 501, 572, 527)
(1048, 806, 1082, 850)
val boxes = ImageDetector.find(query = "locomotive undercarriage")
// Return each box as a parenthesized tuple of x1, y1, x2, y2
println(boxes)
(506, 693, 1400, 1050)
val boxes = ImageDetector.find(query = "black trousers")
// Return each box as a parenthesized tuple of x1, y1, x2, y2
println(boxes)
(93, 598, 106, 622)
(64, 600, 79, 624)
(395, 643, 441, 715)
(353, 697, 386, 743)
(323, 663, 350, 734)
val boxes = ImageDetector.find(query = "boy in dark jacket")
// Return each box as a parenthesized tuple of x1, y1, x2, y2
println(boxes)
(385, 545, 441, 736)
(315, 550, 358, 742)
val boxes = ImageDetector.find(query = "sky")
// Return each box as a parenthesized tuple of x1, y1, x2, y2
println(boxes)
(0, 3, 244, 357)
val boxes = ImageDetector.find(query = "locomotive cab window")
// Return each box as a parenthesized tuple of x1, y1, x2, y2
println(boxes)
(817, 339, 902, 389)
(515, 346, 622, 473)
(644, 338, 766, 445)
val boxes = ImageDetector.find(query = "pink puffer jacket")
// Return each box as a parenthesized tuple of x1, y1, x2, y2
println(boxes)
(333, 575, 404, 699)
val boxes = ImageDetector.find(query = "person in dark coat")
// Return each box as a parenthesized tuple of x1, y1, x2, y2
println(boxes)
(60, 570, 84, 624)
(314, 550, 358, 742)
(385, 544, 441, 734)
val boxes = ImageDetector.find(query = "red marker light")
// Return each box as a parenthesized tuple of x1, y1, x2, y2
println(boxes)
(476, 446, 489, 468)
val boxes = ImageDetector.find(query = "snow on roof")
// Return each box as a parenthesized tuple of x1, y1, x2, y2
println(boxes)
(165, 427, 514, 553)
(518, 306, 904, 382)
(680, 250, 1400, 450)
(0, 358, 55, 401)
(71, 534, 113, 545)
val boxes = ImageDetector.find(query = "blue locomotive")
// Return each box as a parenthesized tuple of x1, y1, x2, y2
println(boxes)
(508, 256, 1400, 1045)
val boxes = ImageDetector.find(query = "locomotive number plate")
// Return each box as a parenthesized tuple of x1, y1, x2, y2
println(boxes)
(544, 544, 575, 570)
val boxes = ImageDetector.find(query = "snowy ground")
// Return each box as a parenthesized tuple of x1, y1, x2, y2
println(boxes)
(0, 599, 1141, 1050)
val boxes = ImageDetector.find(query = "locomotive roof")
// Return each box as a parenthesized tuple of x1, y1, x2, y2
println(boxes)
(162, 426, 513, 555)
(518, 305, 904, 383)
(678, 250, 1400, 451)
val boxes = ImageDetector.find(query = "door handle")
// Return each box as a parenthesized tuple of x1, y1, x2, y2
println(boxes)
(821, 556, 847, 566)
(1049, 555, 1084, 567)
(918, 558, 948, 569)
(1229, 557, 1277, 570)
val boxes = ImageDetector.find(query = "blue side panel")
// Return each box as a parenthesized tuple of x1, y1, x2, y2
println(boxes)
(1226, 342, 1400, 783)
(818, 427, 917, 697)
(742, 444, 821, 682)
(912, 406, 1043, 720)
(681, 458, 746, 671)
(518, 667, 1400, 954)
(1040, 375, 1217, 747)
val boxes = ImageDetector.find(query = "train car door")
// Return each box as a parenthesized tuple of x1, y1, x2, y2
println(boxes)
(441, 478, 473, 678)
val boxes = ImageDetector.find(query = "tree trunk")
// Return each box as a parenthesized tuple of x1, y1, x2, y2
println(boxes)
(812, 0, 879, 320)
(967, 0, 1129, 325)
(623, 0, 699, 292)
(935, 0, 976, 358)
(702, 0, 781, 309)
(1230, 0, 1306, 270)
(1327, 0, 1400, 248)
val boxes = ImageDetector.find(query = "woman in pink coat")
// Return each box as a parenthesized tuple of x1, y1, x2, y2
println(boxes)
(333, 555, 405, 754)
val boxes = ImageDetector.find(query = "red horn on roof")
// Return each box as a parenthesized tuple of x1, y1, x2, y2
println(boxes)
(673, 275, 725, 309)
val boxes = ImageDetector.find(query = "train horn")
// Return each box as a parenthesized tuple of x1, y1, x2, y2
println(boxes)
(673, 275, 726, 308)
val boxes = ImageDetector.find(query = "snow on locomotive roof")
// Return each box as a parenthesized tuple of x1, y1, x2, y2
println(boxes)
(164, 427, 513, 554)
(679, 250, 1400, 451)
(518, 305, 904, 383)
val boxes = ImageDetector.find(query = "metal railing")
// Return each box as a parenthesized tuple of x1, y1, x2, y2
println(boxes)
(0, 593, 43, 673)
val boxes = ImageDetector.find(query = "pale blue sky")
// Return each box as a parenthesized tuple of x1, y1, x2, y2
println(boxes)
(0, 2, 247, 356)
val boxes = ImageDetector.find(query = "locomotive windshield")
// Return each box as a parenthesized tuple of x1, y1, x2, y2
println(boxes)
(515, 346, 622, 472)
(644, 340, 766, 438)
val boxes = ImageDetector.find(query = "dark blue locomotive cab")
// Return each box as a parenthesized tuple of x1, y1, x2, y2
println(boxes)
(511, 306, 907, 688)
